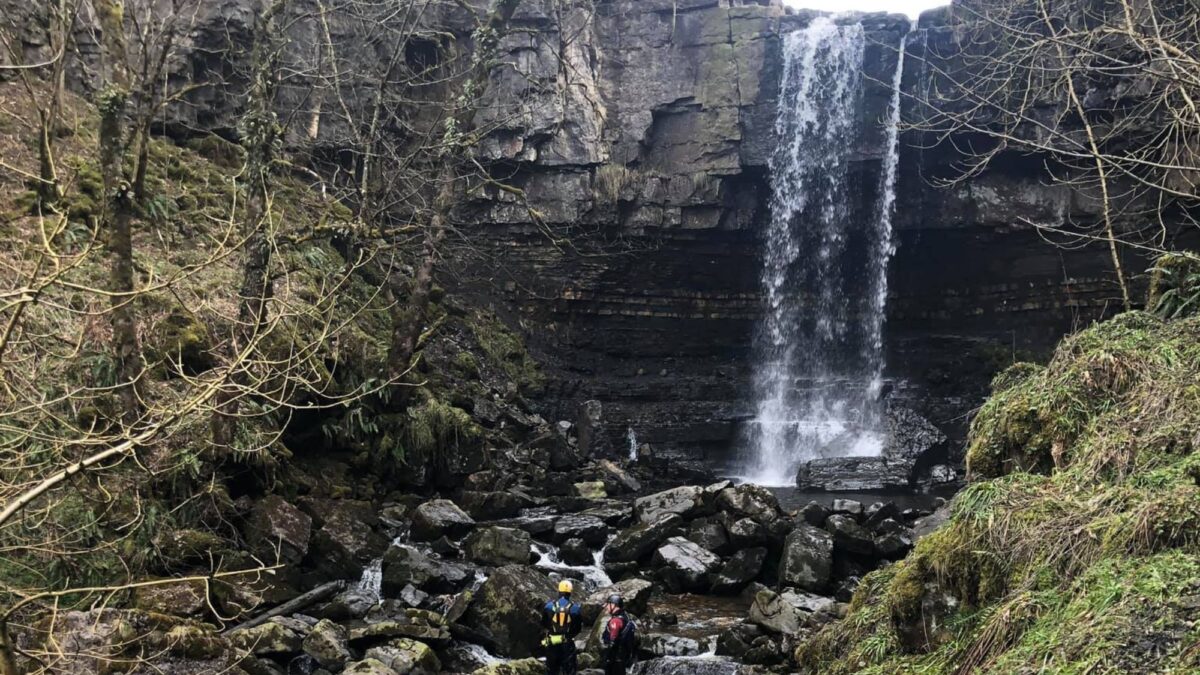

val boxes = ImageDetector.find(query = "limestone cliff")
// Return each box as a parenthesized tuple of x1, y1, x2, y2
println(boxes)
(6, 0, 1188, 468)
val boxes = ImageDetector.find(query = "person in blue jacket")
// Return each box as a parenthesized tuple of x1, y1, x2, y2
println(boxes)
(541, 579, 583, 675)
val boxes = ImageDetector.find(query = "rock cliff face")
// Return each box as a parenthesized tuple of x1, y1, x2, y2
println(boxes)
(9, 0, 1186, 468)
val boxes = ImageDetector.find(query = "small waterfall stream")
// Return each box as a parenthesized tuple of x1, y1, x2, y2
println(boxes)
(739, 17, 910, 486)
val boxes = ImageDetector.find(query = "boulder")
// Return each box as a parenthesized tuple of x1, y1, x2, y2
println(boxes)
(464, 526, 533, 567)
(747, 589, 833, 635)
(634, 486, 704, 524)
(605, 514, 683, 563)
(640, 633, 702, 657)
(631, 657, 746, 675)
(381, 544, 471, 596)
(349, 616, 451, 647)
(686, 519, 730, 554)
(311, 507, 389, 579)
(458, 491, 537, 520)
(652, 537, 722, 592)
(245, 495, 312, 565)
(364, 638, 441, 674)
(580, 502, 635, 526)
(574, 481, 607, 500)
(462, 565, 557, 657)
(582, 578, 654, 624)
(778, 525, 833, 593)
(716, 484, 781, 522)
(825, 514, 875, 556)
(575, 399, 607, 458)
(559, 538, 594, 566)
(724, 517, 768, 548)
(715, 623, 761, 659)
(410, 500, 475, 541)
(864, 502, 900, 530)
(553, 514, 609, 546)
(709, 547, 767, 594)
(913, 504, 951, 540)
(470, 658, 546, 675)
(228, 617, 309, 656)
(132, 580, 208, 618)
(799, 502, 830, 527)
(830, 499, 863, 518)
(318, 590, 376, 621)
(302, 619, 350, 670)
(875, 530, 915, 559)
(796, 409, 947, 491)
(342, 658, 400, 675)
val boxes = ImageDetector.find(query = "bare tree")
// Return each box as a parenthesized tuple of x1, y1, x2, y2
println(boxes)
(907, 0, 1200, 309)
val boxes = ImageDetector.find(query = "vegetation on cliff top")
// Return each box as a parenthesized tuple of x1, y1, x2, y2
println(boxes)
(797, 306, 1200, 673)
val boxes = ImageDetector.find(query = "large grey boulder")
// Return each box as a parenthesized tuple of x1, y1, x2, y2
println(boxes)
(709, 547, 767, 594)
(364, 638, 441, 674)
(747, 589, 833, 635)
(458, 491, 537, 520)
(464, 526, 532, 567)
(825, 514, 875, 556)
(410, 499, 476, 541)
(686, 518, 730, 554)
(552, 514, 608, 546)
(652, 536, 721, 592)
(302, 619, 350, 670)
(462, 565, 557, 658)
(634, 486, 704, 524)
(348, 612, 451, 648)
(582, 578, 655, 624)
(777, 525, 833, 593)
(640, 633, 702, 657)
(381, 544, 471, 596)
(311, 506, 389, 579)
(228, 616, 309, 656)
(605, 514, 683, 563)
(244, 495, 312, 566)
(716, 484, 781, 523)
(797, 408, 947, 491)
(632, 656, 747, 675)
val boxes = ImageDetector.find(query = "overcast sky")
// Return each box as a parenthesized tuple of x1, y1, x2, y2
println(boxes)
(783, 0, 948, 18)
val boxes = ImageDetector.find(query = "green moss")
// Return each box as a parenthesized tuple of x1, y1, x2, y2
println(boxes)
(800, 312, 1200, 674)
(1148, 252, 1200, 319)
(470, 310, 542, 393)
(452, 351, 480, 378)
(185, 134, 246, 169)
(150, 308, 214, 375)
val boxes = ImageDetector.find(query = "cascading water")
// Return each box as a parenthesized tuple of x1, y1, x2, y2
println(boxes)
(739, 17, 910, 486)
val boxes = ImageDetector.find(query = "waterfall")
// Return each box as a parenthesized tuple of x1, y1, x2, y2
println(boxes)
(739, 17, 909, 486)
(626, 427, 638, 462)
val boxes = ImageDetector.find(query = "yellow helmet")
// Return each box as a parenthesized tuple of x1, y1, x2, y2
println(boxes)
(557, 580, 574, 594)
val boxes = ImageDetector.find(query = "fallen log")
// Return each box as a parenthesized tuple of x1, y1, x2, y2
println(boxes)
(225, 580, 346, 633)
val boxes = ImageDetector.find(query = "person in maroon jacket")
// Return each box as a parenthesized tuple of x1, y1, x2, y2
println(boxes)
(600, 594, 637, 675)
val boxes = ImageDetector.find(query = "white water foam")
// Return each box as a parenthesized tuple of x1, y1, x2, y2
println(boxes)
(531, 539, 614, 589)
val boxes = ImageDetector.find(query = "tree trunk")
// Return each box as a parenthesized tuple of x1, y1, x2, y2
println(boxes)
(387, 0, 522, 379)
(96, 0, 143, 422)
(36, 111, 60, 206)
(211, 0, 287, 450)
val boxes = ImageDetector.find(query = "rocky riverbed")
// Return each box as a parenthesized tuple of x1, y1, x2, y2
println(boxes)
(42, 438, 946, 675)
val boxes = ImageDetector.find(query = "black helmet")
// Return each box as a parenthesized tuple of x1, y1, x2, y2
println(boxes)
(606, 594, 624, 608)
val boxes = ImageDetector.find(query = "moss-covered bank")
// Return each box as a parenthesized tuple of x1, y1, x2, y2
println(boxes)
(797, 311, 1200, 674)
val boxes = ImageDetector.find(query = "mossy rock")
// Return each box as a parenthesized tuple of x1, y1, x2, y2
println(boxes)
(152, 309, 215, 375)
(186, 134, 246, 169)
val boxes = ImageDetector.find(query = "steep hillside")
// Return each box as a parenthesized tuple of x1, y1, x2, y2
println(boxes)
(797, 307, 1200, 673)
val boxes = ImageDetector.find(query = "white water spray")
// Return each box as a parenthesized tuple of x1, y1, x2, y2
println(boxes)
(739, 18, 910, 486)
(626, 427, 639, 462)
